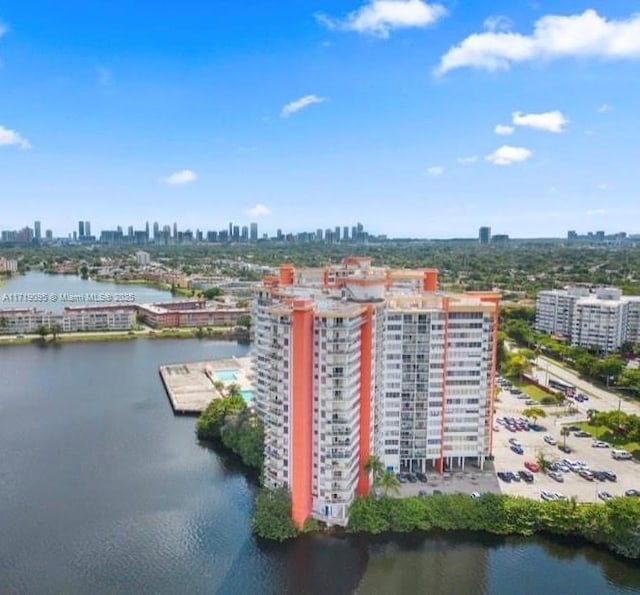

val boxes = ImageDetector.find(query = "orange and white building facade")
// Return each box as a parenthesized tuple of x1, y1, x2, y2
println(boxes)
(253, 258, 499, 528)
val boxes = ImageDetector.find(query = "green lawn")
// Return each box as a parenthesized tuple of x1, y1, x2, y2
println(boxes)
(577, 422, 640, 454)
(507, 377, 551, 402)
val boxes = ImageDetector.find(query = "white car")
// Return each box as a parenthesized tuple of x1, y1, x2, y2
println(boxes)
(592, 440, 610, 448)
(541, 490, 556, 501)
(548, 471, 564, 482)
(544, 435, 557, 445)
(493, 425, 500, 432)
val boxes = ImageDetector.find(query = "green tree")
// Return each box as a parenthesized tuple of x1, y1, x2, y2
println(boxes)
(560, 427, 571, 450)
(51, 323, 62, 341)
(251, 488, 298, 541)
(35, 324, 49, 339)
(376, 470, 401, 497)
(79, 265, 89, 280)
(536, 449, 553, 472)
(202, 287, 223, 300)
(364, 455, 385, 487)
(523, 406, 547, 424)
(196, 394, 245, 440)
(237, 314, 252, 330)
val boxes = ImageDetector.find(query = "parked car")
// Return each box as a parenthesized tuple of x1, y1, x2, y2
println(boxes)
(406, 473, 418, 483)
(529, 424, 544, 432)
(598, 491, 614, 502)
(548, 471, 564, 482)
(612, 449, 633, 460)
(567, 425, 581, 432)
(591, 471, 607, 481)
(509, 438, 522, 447)
(544, 435, 557, 445)
(625, 489, 640, 497)
(416, 472, 428, 483)
(525, 399, 536, 406)
(497, 472, 510, 483)
(579, 470, 594, 481)
(518, 470, 534, 483)
(540, 490, 556, 501)
(396, 473, 408, 483)
(433, 489, 443, 496)
(592, 440, 610, 448)
(602, 471, 617, 482)
(470, 492, 481, 499)
(511, 445, 524, 455)
(506, 471, 520, 482)
(524, 461, 540, 473)
(574, 431, 592, 438)
(418, 490, 429, 497)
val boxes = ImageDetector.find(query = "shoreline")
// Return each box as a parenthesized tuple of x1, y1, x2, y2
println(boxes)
(0, 328, 241, 347)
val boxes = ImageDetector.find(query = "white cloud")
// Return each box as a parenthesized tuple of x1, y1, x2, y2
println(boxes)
(247, 203, 271, 217)
(162, 169, 197, 185)
(0, 124, 31, 149)
(512, 110, 568, 133)
(597, 103, 613, 113)
(494, 124, 514, 135)
(436, 9, 640, 75)
(281, 94, 327, 118)
(97, 67, 112, 86)
(457, 155, 477, 164)
(426, 165, 444, 176)
(485, 145, 532, 166)
(316, 0, 447, 39)
(483, 15, 513, 33)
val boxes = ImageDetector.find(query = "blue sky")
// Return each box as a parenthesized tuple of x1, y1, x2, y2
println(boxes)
(1, 1, 640, 238)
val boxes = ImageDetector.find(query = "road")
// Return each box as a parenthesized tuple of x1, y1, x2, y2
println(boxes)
(532, 356, 639, 416)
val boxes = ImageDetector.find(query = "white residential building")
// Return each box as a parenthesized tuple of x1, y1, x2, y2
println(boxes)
(0, 258, 18, 274)
(252, 259, 499, 528)
(135, 251, 151, 266)
(536, 287, 640, 352)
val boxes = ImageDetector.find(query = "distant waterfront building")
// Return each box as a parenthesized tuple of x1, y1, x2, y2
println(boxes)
(478, 226, 491, 245)
(137, 300, 249, 328)
(0, 257, 19, 274)
(136, 251, 151, 266)
(253, 258, 499, 528)
(535, 286, 640, 351)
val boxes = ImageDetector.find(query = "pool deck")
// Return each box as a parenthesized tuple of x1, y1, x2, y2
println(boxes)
(159, 356, 253, 415)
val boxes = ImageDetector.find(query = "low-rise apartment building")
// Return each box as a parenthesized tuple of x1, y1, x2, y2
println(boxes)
(253, 258, 499, 528)
(536, 287, 640, 351)
(137, 300, 249, 328)
(0, 305, 136, 334)
(0, 258, 18, 274)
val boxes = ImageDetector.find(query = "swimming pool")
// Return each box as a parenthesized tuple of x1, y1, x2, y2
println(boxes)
(215, 370, 238, 382)
(239, 390, 254, 404)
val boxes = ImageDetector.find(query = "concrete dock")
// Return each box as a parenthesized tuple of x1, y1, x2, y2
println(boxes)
(159, 356, 253, 415)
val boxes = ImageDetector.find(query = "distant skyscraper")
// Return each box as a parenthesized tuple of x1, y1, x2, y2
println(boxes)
(233, 225, 240, 241)
(173, 222, 178, 239)
(34, 221, 41, 242)
(145, 221, 150, 239)
(335, 226, 341, 242)
(85, 221, 91, 237)
(316, 228, 323, 242)
(241, 225, 249, 242)
(479, 226, 491, 245)
(229, 222, 233, 237)
(343, 226, 349, 241)
(153, 222, 159, 239)
(128, 225, 134, 237)
(250, 222, 258, 242)
(45, 229, 53, 241)
(78, 221, 85, 238)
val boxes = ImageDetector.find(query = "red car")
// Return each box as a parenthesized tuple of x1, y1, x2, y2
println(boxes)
(524, 461, 540, 473)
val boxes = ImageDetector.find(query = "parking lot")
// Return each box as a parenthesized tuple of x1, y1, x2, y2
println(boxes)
(494, 379, 640, 502)
(398, 469, 501, 498)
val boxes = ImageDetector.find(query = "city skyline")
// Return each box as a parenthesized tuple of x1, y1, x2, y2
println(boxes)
(2, 2, 640, 237)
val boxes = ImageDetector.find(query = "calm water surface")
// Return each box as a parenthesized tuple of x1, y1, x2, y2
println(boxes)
(1, 271, 175, 312)
(1, 339, 640, 595)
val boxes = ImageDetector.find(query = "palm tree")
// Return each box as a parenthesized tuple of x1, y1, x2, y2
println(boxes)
(364, 455, 385, 486)
(0, 316, 7, 330)
(560, 427, 571, 450)
(376, 470, 401, 497)
(536, 449, 552, 472)
(51, 323, 62, 341)
(523, 406, 547, 425)
(226, 383, 241, 398)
